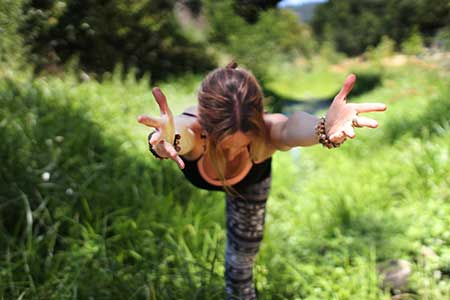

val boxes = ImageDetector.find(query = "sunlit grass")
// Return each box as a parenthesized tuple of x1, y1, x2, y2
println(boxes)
(1, 57, 449, 299)
(267, 59, 347, 100)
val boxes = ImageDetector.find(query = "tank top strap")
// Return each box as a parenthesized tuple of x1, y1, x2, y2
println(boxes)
(181, 112, 198, 118)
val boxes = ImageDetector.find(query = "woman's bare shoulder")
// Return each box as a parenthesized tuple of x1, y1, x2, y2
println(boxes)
(176, 105, 205, 161)
(263, 112, 289, 126)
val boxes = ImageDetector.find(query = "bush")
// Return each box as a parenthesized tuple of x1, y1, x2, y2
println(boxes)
(0, 0, 27, 68)
(0, 72, 226, 299)
(401, 28, 424, 55)
(20, 0, 215, 81)
(319, 41, 345, 64)
(312, 0, 450, 56)
(365, 35, 395, 62)
(434, 25, 450, 50)
(204, 0, 316, 84)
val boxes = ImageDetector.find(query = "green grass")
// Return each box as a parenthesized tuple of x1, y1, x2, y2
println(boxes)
(1, 58, 449, 299)
(267, 59, 347, 100)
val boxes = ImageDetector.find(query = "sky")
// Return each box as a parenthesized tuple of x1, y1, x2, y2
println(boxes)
(278, 0, 327, 8)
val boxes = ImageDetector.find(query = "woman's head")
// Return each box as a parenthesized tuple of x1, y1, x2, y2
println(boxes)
(198, 61, 266, 145)
(197, 62, 268, 188)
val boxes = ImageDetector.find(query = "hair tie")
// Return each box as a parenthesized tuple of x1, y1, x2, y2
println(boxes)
(226, 61, 238, 70)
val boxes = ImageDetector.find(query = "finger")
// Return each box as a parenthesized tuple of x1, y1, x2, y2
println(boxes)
(354, 116, 378, 128)
(149, 131, 163, 146)
(352, 103, 387, 113)
(162, 141, 177, 158)
(335, 74, 356, 102)
(335, 136, 347, 144)
(164, 143, 185, 169)
(152, 87, 170, 114)
(138, 115, 163, 128)
(330, 131, 347, 144)
(173, 155, 185, 170)
(343, 123, 356, 138)
(329, 130, 345, 141)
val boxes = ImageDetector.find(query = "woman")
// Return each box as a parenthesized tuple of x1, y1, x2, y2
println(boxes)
(137, 62, 386, 299)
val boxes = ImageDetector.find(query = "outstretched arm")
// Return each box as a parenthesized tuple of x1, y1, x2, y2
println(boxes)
(266, 112, 319, 149)
(267, 74, 387, 150)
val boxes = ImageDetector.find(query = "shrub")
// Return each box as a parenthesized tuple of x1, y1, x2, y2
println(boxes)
(20, 0, 215, 81)
(204, 0, 316, 84)
(434, 25, 450, 50)
(401, 28, 424, 55)
(0, 0, 27, 68)
(365, 35, 395, 62)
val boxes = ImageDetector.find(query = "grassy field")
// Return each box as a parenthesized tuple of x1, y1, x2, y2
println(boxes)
(1, 56, 449, 299)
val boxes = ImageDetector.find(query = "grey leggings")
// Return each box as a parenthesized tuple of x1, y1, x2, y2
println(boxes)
(224, 175, 271, 300)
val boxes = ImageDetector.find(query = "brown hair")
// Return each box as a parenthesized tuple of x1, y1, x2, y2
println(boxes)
(198, 61, 268, 195)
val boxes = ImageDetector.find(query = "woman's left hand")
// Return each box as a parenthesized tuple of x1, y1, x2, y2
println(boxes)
(325, 74, 387, 144)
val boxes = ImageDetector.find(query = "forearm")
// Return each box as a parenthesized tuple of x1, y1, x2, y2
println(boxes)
(280, 111, 320, 147)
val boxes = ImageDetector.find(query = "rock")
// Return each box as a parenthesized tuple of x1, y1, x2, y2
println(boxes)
(80, 71, 90, 82)
(377, 259, 412, 293)
(420, 246, 438, 260)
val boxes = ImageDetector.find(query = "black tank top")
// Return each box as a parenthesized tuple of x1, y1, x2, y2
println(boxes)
(179, 112, 272, 191)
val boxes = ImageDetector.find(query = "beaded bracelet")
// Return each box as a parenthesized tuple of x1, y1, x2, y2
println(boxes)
(315, 117, 341, 149)
(173, 133, 181, 152)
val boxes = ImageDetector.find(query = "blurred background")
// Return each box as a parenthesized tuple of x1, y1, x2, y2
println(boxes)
(1, 0, 449, 299)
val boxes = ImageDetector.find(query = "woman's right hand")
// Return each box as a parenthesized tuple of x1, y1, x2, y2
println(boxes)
(137, 87, 185, 169)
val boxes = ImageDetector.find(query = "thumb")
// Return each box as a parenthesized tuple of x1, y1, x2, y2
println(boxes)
(149, 130, 163, 147)
(335, 74, 356, 102)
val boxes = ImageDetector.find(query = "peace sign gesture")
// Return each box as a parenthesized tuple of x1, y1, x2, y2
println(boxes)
(137, 87, 185, 169)
(325, 74, 387, 144)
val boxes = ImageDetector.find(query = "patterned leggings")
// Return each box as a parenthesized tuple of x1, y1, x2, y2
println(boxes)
(224, 175, 271, 300)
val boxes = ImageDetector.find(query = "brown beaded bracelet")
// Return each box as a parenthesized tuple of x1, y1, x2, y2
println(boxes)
(173, 133, 181, 152)
(315, 117, 341, 149)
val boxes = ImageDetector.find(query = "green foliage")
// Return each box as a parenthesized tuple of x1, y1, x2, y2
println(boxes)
(312, 0, 386, 55)
(1, 55, 450, 299)
(365, 35, 396, 63)
(435, 25, 450, 50)
(21, 0, 215, 81)
(267, 59, 346, 99)
(0, 70, 227, 299)
(204, 0, 316, 83)
(312, 0, 450, 55)
(401, 28, 424, 55)
(0, 0, 27, 68)
(265, 63, 450, 298)
(233, 0, 281, 23)
(318, 41, 345, 64)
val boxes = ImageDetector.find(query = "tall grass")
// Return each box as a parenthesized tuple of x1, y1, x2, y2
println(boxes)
(1, 59, 449, 299)
(263, 62, 450, 299)
(0, 70, 226, 299)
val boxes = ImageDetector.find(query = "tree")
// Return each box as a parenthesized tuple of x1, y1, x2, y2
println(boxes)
(21, 0, 215, 81)
(0, 0, 27, 68)
(204, 0, 316, 83)
(233, 0, 281, 23)
(312, 0, 450, 55)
